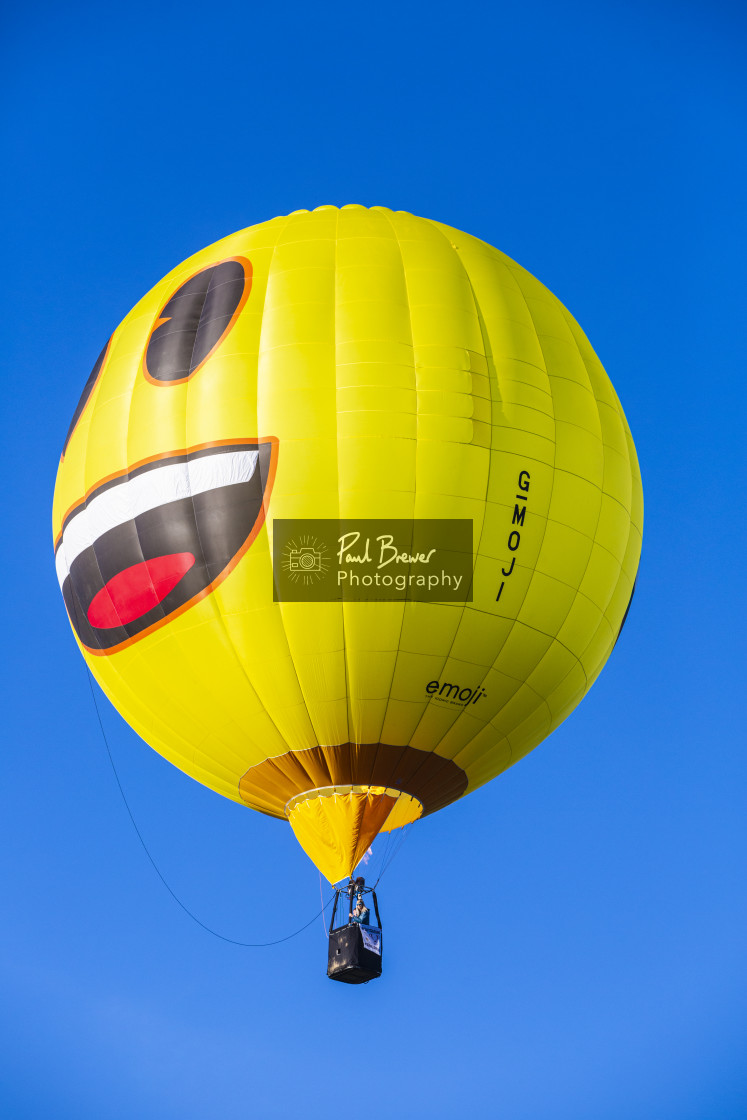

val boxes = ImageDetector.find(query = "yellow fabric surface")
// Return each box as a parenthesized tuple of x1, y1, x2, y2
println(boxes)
(287, 788, 408, 884)
(53, 205, 643, 879)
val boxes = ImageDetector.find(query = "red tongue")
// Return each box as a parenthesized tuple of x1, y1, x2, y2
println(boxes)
(87, 553, 196, 630)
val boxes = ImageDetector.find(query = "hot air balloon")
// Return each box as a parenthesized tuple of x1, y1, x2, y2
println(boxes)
(53, 206, 642, 980)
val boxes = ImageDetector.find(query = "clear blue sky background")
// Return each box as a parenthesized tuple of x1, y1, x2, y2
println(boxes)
(2, 2, 745, 1117)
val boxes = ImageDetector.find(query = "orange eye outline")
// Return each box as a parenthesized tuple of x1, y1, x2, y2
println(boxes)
(142, 256, 253, 387)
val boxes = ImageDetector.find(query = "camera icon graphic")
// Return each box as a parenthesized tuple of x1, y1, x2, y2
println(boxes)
(288, 546, 323, 573)
(280, 534, 330, 586)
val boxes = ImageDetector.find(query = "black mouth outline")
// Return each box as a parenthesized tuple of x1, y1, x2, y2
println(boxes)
(55, 438, 277, 655)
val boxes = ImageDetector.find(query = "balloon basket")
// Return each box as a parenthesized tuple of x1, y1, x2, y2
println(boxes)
(327, 924, 382, 985)
(327, 880, 383, 984)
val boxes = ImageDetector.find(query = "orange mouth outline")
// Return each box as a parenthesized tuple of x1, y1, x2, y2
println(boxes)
(57, 435, 278, 657)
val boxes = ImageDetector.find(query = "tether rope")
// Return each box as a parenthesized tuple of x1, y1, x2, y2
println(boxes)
(319, 871, 329, 937)
(85, 667, 334, 947)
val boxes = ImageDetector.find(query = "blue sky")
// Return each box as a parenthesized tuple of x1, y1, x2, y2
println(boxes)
(2, 1, 745, 1117)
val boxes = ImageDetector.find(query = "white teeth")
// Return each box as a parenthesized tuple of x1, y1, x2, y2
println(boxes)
(55, 449, 259, 590)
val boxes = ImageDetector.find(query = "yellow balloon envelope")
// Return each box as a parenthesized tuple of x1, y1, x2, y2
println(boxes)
(53, 205, 642, 883)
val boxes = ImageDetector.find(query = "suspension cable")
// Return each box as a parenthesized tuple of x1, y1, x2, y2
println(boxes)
(373, 822, 410, 888)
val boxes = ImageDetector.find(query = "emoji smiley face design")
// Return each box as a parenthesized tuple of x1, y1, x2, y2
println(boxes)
(53, 206, 642, 886)
(55, 256, 277, 654)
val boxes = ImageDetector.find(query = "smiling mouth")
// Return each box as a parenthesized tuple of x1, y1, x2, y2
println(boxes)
(55, 439, 276, 653)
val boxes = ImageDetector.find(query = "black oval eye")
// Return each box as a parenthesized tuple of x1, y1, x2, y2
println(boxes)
(62, 336, 112, 456)
(144, 258, 250, 384)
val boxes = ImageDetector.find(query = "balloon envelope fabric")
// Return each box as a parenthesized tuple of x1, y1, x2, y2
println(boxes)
(53, 206, 643, 883)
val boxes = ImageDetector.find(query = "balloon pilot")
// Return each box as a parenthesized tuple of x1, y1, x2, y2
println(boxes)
(350, 876, 370, 924)
(350, 898, 369, 923)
